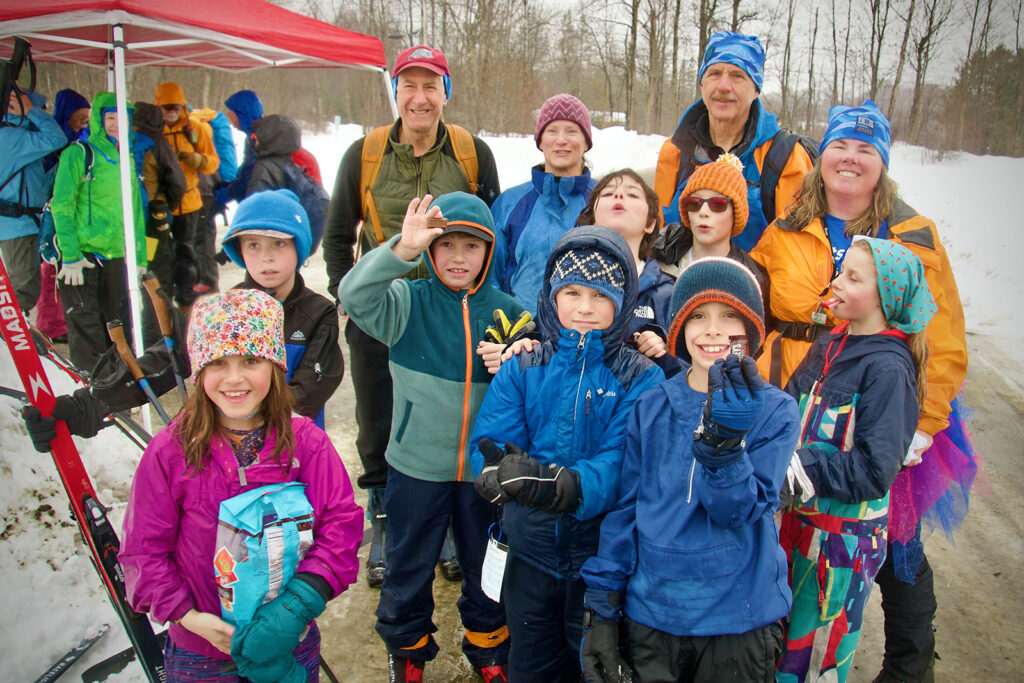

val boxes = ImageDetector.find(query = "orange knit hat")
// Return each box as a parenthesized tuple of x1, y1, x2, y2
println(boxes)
(679, 153, 749, 236)
(154, 82, 187, 107)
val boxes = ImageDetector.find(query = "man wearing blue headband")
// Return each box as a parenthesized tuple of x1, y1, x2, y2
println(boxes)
(321, 44, 501, 599)
(653, 30, 814, 254)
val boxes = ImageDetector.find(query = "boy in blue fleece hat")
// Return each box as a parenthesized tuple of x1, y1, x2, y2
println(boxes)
(338, 191, 520, 683)
(578, 256, 800, 682)
(221, 189, 343, 428)
(468, 226, 665, 681)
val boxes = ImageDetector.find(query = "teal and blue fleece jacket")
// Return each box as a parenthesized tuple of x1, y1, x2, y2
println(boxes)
(469, 226, 665, 580)
(581, 362, 799, 636)
(337, 223, 523, 483)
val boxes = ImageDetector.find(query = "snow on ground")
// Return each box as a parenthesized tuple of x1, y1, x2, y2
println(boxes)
(1, 124, 1022, 681)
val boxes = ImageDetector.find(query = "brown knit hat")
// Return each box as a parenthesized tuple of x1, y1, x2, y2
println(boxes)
(679, 153, 749, 236)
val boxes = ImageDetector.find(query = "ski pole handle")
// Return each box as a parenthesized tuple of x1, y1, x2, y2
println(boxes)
(107, 321, 170, 425)
(140, 273, 174, 338)
(140, 272, 188, 401)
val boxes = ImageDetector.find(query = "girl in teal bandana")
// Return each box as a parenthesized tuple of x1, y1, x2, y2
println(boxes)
(776, 236, 935, 683)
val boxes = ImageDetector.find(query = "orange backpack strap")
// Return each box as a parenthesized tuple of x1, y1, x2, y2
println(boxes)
(446, 123, 479, 194)
(359, 125, 390, 246)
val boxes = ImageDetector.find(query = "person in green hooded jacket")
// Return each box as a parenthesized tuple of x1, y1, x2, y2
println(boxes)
(51, 91, 146, 371)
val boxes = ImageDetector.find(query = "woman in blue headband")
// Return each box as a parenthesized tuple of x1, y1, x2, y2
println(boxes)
(751, 100, 977, 683)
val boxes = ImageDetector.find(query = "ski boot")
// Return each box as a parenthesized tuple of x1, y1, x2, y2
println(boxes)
(438, 523, 462, 582)
(366, 487, 388, 588)
(388, 654, 425, 683)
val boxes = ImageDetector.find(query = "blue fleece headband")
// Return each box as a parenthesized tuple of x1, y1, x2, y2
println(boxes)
(698, 31, 765, 91)
(820, 99, 891, 167)
(221, 189, 312, 269)
(392, 73, 452, 100)
(225, 89, 264, 135)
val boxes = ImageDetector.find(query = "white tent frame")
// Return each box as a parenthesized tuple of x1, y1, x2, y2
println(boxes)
(1, 16, 397, 429)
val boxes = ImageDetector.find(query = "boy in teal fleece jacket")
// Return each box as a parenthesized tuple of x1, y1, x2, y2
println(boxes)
(337, 191, 521, 683)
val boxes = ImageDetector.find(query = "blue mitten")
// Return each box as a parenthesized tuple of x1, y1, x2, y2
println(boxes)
(231, 575, 326, 665)
(693, 356, 764, 467)
(234, 653, 306, 683)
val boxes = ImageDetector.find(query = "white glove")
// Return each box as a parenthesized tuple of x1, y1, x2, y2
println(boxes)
(137, 266, 147, 278)
(904, 431, 932, 466)
(58, 258, 95, 286)
(782, 451, 815, 507)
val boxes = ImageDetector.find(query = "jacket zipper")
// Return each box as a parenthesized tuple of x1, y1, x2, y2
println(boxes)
(571, 334, 588, 451)
(455, 293, 472, 481)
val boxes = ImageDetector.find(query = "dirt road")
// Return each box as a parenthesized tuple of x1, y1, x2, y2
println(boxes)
(312, 328, 1024, 682)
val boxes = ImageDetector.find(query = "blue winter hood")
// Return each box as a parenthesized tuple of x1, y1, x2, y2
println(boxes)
(54, 88, 90, 142)
(537, 226, 639, 354)
(225, 89, 264, 135)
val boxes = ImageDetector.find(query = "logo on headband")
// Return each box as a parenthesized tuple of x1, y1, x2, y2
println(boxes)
(855, 115, 876, 137)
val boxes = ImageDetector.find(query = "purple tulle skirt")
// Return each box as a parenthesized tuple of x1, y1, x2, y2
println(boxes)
(887, 395, 982, 582)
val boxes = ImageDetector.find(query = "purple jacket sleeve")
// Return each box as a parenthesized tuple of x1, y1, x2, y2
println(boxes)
(120, 430, 195, 624)
(295, 423, 364, 598)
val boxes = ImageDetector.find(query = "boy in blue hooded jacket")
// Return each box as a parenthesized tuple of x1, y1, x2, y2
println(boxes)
(469, 226, 665, 681)
(579, 257, 799, 682)
(338, 191, 520, 683)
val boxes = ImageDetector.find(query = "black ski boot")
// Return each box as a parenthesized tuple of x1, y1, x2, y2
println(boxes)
(366, 487, 388, 588)
(438, 523, 462, 582)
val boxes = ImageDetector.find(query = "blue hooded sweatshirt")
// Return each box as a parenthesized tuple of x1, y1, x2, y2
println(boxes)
(469, 226, 665, 580)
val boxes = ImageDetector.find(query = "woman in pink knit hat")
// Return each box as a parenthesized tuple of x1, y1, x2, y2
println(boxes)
(486, 94, 596, 318)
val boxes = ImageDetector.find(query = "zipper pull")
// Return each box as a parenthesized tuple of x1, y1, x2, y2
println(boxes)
(238, 466, 247, 487)
(585, 389, 591, 415)
(314, 362, 322, 383)
(575, 333, 586, 360)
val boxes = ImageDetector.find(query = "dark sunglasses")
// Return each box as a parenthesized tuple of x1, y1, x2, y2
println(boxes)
(160, 104, 183, 111)
(682, 196, 731, 213)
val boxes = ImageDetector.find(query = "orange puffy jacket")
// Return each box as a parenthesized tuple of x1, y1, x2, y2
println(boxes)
(751, 199, 967, 436)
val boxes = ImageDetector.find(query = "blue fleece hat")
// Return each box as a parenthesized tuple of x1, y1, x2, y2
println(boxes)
(698, 31, 765, 91)
(549, 246, 626, 314)
(820, 99, 891, 167)
(225, 89, 264, 135)
(221, 189, 311, 269)
(54, 88, 90, 141)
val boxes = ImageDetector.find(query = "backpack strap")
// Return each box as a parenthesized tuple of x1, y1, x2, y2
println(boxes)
(758, 131, 793, 226)
(359, 125, 390, 246)
(445, 123, 479, 194)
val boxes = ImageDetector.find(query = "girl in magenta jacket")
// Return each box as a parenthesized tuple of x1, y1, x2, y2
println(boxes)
(120, 289, 362, 682)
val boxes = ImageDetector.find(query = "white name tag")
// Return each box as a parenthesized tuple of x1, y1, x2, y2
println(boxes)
(481, 525, 508, 603)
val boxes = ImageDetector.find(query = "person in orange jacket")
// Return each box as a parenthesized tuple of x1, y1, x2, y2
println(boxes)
(153, 81, 219, 309)
(751, 100, 976, 683)
(653, 31, 813, 254)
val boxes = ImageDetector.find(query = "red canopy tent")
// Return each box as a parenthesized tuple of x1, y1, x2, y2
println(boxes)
(0, 1, 394, 425)
(0, 0, 387, 71)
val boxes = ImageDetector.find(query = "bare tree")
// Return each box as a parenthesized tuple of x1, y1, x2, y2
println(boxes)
(779, 0, 796, 124)
(696, 0, 721, 83)
(887, 0, 917, 121)
(866, 0, 894, 100)
(907, 0, 953, 143)
(841, 0, 853, 100)
(806, 7, 820, 133)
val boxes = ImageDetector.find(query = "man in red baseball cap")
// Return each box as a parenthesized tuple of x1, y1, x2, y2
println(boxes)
(321, 46, 505, 683)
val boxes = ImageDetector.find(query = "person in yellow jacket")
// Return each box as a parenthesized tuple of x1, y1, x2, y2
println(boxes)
(752, 100, 975, 683)
(153, 81, 219, 309)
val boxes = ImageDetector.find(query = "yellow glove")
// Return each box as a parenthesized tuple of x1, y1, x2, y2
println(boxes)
(485, 310, 534, 344)
(177, 150, 205, 169)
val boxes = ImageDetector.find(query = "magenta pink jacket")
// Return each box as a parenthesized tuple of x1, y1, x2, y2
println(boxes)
(120, 416, 363, 660)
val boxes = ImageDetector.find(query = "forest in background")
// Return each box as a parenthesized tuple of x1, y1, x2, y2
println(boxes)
(30, 0, 1024, 157)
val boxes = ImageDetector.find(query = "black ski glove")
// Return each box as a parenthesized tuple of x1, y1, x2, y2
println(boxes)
(497, 444, 581, 514)
(474, 438, 511, 504)
(580, 608, 631, 683)
(21, 389, 107, 451)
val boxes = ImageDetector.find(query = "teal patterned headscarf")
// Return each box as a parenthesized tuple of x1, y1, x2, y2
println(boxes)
(852, 236, 937, 334)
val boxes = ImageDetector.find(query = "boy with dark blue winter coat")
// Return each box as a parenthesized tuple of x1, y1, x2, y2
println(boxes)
(469, 226, 665, 681)
(580, 257, 800, 682)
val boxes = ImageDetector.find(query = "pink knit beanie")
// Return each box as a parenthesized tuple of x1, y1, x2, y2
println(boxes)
(535, 94, 593, 151)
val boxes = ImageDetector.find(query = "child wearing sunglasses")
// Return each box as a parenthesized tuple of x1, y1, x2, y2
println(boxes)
(655, 154, 767, 301)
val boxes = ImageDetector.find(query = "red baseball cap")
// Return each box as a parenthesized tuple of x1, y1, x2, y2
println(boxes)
(394, 45, 449, 78)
